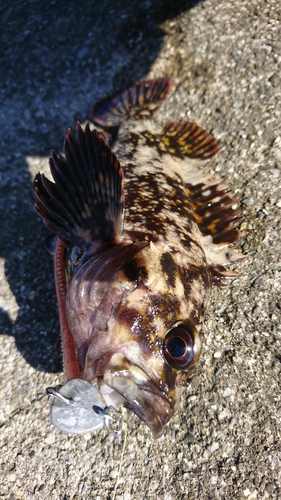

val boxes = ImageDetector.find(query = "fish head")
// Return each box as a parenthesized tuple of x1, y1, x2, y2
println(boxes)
(67, 241, 208, 437)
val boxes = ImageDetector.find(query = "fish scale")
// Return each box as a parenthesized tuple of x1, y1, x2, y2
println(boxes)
(34, 78, 246, 437)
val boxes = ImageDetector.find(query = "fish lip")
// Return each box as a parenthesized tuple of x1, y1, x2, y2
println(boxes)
(125, 380, 174, 437)
(102, 355, 174, 437)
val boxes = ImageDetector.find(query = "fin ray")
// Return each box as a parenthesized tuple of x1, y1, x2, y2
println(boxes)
(34, 123, 124, 248)
(156, 121, 246, 269)
(49, 152, 84, 217)
(186, 180, 245, 247)
(159, 121, 220, 159)
(92, 78, 173, 128)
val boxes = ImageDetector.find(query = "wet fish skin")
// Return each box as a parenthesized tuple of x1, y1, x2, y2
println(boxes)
(34, 78, 245, 436)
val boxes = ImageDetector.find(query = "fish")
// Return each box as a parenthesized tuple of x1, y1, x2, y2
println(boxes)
(34, 78, 246, 437)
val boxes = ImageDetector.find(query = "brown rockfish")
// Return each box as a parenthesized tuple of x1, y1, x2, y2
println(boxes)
(34, 78, 245, 437)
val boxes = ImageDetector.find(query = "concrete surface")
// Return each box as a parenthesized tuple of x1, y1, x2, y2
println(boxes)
(0, 0, 281, 498)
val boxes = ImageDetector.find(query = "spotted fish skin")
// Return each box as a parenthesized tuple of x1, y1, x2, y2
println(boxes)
(114, 130, 211, 337)
(34, 78, 245, 436)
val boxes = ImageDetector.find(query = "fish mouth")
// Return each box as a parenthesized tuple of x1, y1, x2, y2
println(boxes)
(101, 353, 174, 437)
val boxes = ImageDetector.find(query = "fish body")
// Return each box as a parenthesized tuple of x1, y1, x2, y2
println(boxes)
(34, 78, 245, 436)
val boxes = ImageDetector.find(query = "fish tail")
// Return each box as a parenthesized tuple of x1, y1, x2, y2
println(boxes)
(91, 77, 173, 128)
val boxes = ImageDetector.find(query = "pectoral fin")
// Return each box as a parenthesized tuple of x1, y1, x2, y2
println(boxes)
(34, 123, 124, 249)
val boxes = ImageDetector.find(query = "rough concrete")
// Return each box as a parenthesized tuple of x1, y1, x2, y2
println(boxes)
(0, 0, 280, 498)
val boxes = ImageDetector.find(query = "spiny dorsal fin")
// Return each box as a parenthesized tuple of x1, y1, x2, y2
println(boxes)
(91, 78, 173, 128)
(155, 120, 246, 278)
(208, 264, 241, 286)
(188, 182, 247, 284)
(34, 123, 124, 248)
(186, 182, 245, 246)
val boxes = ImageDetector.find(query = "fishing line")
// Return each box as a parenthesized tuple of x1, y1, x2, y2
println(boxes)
(112, 405, 128, 500)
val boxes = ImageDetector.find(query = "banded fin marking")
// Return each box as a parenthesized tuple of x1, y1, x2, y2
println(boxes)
(91, 78, 173, 128)
(186, 182, 245, 245)
(185, 179, 246, 282)
(157, 121, 219, 159)
(155, 121, 246, 278)
(186, 179, 245, 246)
(208, 265, 241, 286)
(186, 181, 246, 283)
(34, 123, 124, 249)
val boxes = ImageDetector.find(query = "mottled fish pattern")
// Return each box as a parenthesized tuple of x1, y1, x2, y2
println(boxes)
(34, 78, 245, 436)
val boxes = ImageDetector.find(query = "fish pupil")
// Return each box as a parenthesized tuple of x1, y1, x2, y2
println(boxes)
(163, 323, 196, 370)
(167, 336, 186, 358)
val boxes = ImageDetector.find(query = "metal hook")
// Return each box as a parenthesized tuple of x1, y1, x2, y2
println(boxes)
(46, 385, 73, 405)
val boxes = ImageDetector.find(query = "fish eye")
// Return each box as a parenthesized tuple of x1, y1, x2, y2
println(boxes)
(163, 322, 198, 371)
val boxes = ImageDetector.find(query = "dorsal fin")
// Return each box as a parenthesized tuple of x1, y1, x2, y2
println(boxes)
(157, 121, 220, 159)
(186, 182, 245, 245)
(192, 182, 247, 285)
(139, 119, 244, 244)
(91, 78, 173, 128)
(153, 120, 246, 281)
(34, 123, 124, 249)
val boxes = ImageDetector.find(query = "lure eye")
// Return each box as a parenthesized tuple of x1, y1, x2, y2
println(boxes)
(163, 322, 198, 371)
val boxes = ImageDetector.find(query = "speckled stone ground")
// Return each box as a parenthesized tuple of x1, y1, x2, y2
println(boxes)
(1, 1, 281, 499)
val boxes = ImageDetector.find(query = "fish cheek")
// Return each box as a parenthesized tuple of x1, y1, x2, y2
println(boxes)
(160, 359, 178, 401)
(161, 340, 199, 401)
(115, 306, 142, 335)
(113, 300, 159, 360)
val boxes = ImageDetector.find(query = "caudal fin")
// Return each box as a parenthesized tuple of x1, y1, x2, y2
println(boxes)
(91, 78, 173, 128)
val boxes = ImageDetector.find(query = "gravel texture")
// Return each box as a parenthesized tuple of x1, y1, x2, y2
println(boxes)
(1, 1, 281, 499)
